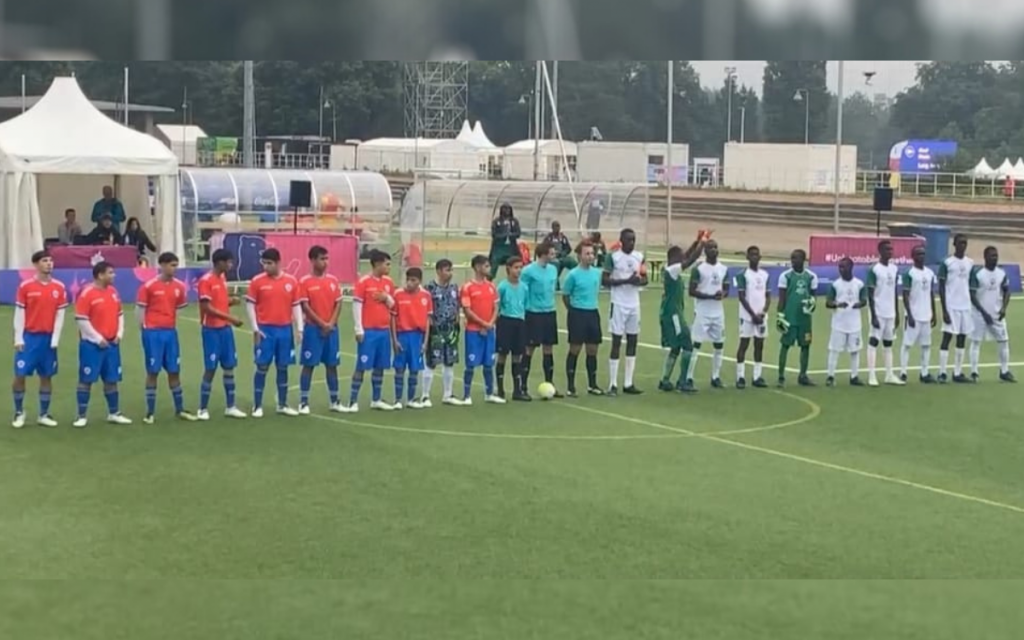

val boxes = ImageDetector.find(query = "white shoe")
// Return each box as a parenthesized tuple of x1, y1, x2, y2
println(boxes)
(251, 407, 264, 418)
(885, 375, 906, 386)
(11, 413, 25, 429)
(196, 409, 211, 421)
(277, 406, 300, 417)
(407, 400, 424, 410)
(461, 397, 474, 407)
(370, 401, 395, 411)
(107, 413, 133, 425)
(393, 402, 404, 411)
(329, 402, 350, 413)
(298, 404, 311, 416)
(486, 395, 507, 405)
(224, 406, 247, 419)
(72, 416, 88, 428)
(143, 415, 155, 425)
(178, 411, 199, 422)
(37, 415, 58, 428)
(347, 404, 359, 414)
(868, 377, 880, 387)
(443, 396, 464, 407)
(420, 398, 433, 408)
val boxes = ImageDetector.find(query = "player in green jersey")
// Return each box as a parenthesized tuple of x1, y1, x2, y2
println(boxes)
(776, 249, 819, 387)
(658, 237, 705, 392)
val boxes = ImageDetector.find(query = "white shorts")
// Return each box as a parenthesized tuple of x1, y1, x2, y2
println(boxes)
(739, 319, 768, 339)
(829, 330, 863, 354)
(942, 309, 975, 336)
(970, 313, 1009, 343)
(869, 317, 897, 342)
(902, 319, 933, 348)
(692, 314, 725, 344)
(609, 304, 640, 336)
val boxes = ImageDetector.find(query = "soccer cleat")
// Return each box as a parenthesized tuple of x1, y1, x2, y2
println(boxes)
(513, 391, 533, 402)
(420, 397, 433, 409)
(460, 398, 474, 407)
(797, 375, 815, 387)
(486, 395, 507, 405)
(623, 386, 643, 395)
(143, 415, 156, 425)
(850, 377, 865, 387)
(393, 403, 404, 411)
(826, 376, 836, 387)
(552, 389, 565, 399)
(178, 411, 199, 422)
(587, 387, 605, 396)
(1000, 371, 1017, 383)
(276, 406, 300, 416)
(196, 409, 211, 421)
(885, 375, 906, 386)
(937, 373, 949, 384)
(920, 374, 937, 384)
(565, 389, 579, 398)
(710, 378, 724, 389)
(251, 407, 265, 418)
(298, 404, 311, 416)
(953, 374, 971, 384)
(736, 378, 747, 390)
(752, 378, 769, 389)
(11, 413, 26, 429)
(970, 372, 980, 383)
(442, 396, 464, 407)
(347, 404, 360, 414)
(107, 413, 133, 425)
(370, 401, 395, 411)
(329, 402, 350, 413)
(406, 400, 425, 410)
(676, 380, 698, 394)
(224, 406, 248, 419)
(776, 377, 786, 388)
(37, 415, 58, 428)
(899, 373, 908, 383)
(606, 386, 618, 397)
(72, 417, 88, 428)
(658, 380, 675, 392)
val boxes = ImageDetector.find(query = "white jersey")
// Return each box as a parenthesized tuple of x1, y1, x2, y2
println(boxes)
(940, 255, 974, 311)
(902, 266, 936, 324)
(867, 262, 899, 319)
(735, 268, 770, 322)
(605, 249, 645, 309)
(691, 261, 729, 318)
(971, 266, 1008, 316)
(829, 277, 866, 333)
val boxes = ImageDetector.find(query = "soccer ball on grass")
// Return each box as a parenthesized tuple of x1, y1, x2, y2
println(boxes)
(537, 382, 557, 400)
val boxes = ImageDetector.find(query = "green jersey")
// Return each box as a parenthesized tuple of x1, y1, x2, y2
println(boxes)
(779, 268, 819, 321)
(660, 263, 687, 320)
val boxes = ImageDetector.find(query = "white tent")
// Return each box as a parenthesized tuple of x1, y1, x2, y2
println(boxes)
(0, 77, 182, 268)
(995, 158, 1016, 179)
(470, 121, 498, 149)
(1012, 157, 1024, 180)
(456, 120, 474, 144)
(969, 158, 997, 179)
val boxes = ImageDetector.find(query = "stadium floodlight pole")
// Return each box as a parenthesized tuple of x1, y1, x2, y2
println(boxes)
(123, 66, 129, 126)
(540, 61, 580, 229)
(20, 74, 26, 113)
(833, 60, 845, 233)
(243, 61, 255, 168)
(740, 106, 746, 143)
(725, 66, 736, 142)
(533, 60, 541, 181)
(667, 60, 674, 244)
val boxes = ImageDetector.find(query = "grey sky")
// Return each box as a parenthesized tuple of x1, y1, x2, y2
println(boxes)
(689, 61, 928, 96)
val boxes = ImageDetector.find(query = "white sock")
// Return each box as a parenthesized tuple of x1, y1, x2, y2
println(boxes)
(686, 350, 700, 382)
(624, 357, 637, 388)
(900, 344, 911, 377)
(969, 342, 981, 375)
(954, 348, 965, 376)
(712, 349, 724, 380)
(422, 368, 435, 399)
(609, 359, 620, 388)
(737, 360, 747, 382)
(850, 351, 861, 379)
(866, 346, 877, 378)
(883, 347, 894, 377)
(753, 361, 763, 380)
(999, 342, 1011, 374)
(442, 366, 455, 398)
(827, 350, 839, 377)
(939, 349, 950, 375)
(920, 346, 931, 377)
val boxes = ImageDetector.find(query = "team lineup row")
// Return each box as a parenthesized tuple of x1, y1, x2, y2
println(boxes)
(9, 230, 1015, 428)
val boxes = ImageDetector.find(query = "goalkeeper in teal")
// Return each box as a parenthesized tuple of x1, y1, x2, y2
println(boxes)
(776, 249, 819, 387)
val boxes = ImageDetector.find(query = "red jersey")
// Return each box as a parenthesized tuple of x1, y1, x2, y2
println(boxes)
(75, 284, 122, 341)
(137, 277, 188, 330)
(353, 275, 395, 331)
(246, 272, 301, 326)
(394, 288, 432, 333)
(299, 274, 342, 327)
(461, 279, 499, 331)
(16, 278, 68, 334)
(197, 271, 231, 328)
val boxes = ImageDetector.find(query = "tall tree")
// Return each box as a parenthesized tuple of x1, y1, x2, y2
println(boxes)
(762, 61, 828, 144)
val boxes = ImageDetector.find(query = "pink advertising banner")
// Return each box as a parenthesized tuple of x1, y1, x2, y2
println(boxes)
(263, 233, 360, 284)
(809, 235, 923, 267)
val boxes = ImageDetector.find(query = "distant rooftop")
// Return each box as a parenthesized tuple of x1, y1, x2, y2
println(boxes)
(0, 95, 175, 114)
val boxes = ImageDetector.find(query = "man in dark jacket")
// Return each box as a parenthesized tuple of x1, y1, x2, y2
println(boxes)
(543, 221, 577, 288)
(86, 214, 123, 246)
(488, 202, 521, 280)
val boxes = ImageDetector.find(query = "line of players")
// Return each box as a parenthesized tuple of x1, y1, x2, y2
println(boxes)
(9, 230, 1015, 427)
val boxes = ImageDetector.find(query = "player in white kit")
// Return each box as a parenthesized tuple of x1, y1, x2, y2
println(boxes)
(938, 234, 975, 383)
(734, 245, 771, 389)
(900, 245, 938, 383)
(969, 246, 1016, 383)
(686, 240, 730, 388)
(866, 240, 904, 386)
(825, 257, 867, 387)
(602, 228, 646, 395)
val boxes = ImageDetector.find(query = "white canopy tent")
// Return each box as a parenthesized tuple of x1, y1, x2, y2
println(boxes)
(0, 76, 183, 269)
(995, 158, 1016, 179)
(470, 121, 498, 149)
(1012, 158, 1024, 180)
(969, 158, 997, 179)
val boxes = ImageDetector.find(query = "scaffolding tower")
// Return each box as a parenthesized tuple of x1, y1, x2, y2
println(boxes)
(402, 62, 469, 139)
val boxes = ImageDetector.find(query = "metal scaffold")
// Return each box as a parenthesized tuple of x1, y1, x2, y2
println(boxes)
(402, 62, 469, 139)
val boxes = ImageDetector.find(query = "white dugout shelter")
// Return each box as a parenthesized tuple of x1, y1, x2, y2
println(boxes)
(0, 77, 183, 269)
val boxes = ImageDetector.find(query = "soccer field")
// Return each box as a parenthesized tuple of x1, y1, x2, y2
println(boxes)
(2, 293, 1024, 636)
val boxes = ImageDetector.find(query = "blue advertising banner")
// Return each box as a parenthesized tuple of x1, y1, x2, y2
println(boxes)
(888, 139, 958, 173)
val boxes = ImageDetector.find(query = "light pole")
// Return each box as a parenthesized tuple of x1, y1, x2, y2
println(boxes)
(318, 85, 325, 138)
(724, 66, 736, 142)
(518, 93, 534, 140)
(323, 99, 335, 140)
(793, 88, 810, 144)
(739, 106, 746, 144)
(667, 60, 674, 243)
(833, 61, 845, 233)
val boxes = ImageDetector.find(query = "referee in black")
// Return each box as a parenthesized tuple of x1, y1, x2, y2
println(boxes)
(562, 242, 604, 397)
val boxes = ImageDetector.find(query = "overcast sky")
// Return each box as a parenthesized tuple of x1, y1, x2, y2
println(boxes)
(689, 61, 928, 96)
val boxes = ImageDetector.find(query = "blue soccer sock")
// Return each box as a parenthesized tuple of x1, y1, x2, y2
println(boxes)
(276, 368, 289, 407)
(370, 370, 384, 402)
(326, 369, 340, 404)
(145, 383, 157, 416)
(300, 368, 313, 406)
(104, 389, 120, 414)
(406, 372, 418, 402)
(200, 379, 213, 410)
(394, 368, 406, 403)
(349, 373, 364, 406)
(483, 367, 495, 396)
(223, 373, 237, 408)
(76, 387, 90, 417)
(463, 368, 475, 399)
(253, 368, 268, 409)
(170, 384, 184, 414)
(13, 389, 25, 414)
(39, 390, 52, 415)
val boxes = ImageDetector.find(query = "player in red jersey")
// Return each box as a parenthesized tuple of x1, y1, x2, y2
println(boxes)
(298, 245, 345, 414)
(460, 255, 503, 405)
(73, 261, 131, 427)
(245, 248, 303, 418)
(197, 248, 247, 420)
(136, 252, 197, 424)
(346, 249, 397, 412)
(12, 250, 67, 428)
(391, 267, 433, 409)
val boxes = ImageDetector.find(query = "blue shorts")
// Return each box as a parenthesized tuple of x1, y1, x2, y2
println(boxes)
(465, 329, 497, 369)
(79, 341, 122, 384)
(14, 332, 58, 378)
(357, 328, 392, 371)
(393, 330, 425, 372)
(300, 324, 341, 367)
(255, 324, 295, 367)
(202, 326, 238, 371)
(142, 328, 181, 375)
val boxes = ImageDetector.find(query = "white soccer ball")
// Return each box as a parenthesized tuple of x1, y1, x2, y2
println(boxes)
(537, 382, 556, 400)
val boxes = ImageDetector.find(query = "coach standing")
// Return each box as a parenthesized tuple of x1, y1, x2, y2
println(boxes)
(562, 243, 603, 397)
(521, 241, 561, 397)
(488, 203, 521, 281)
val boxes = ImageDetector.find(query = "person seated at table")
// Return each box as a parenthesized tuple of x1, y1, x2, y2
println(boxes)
(91, 185, 126, 232)
(542, 221, 577, 289)
(124, 216, 157, 258)
(85, 214, 123, 246)
(57, 208, 82, 244)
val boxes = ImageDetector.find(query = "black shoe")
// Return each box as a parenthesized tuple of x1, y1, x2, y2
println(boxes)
(606, 386, 618, 397)
(777, 377, 786, 388)
(513, 391, 532, 402)
(587, 386, 605, 396)
(623, 386, 643, 395)
(938, 373, 949, 384)
(798, 375, 815, 387)
(920, 374, 937, 384)
(566, 389, 578, 398)
(552, 389, 565, 399)
(676, 380, 698, 394)
(658, 380, 675, 392)
(970, 372, 980, 383)
(953, 374, 971, 384)
(752, 378, 769, 389)
(899, 373, 908, 383)
(736, 378, 747, 390)
(1000, 372, 1017, 383)
(826, 376, 836, 387)
(710, 378, 724, 389)
(850, 376, 865, 387)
